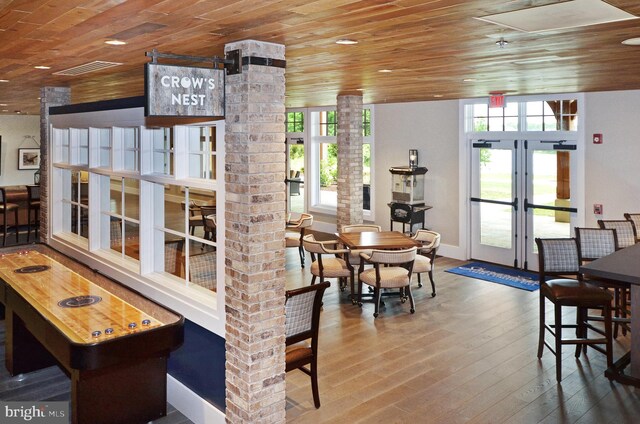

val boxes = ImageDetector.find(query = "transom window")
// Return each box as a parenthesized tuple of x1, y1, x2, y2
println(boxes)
(468, 98, 579, 132)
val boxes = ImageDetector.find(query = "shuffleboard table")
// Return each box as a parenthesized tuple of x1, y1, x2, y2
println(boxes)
(0, 245, 184, 424)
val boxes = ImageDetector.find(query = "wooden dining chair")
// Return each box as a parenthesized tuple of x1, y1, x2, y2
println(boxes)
(200, 205, 217, 243)
(286, 213, 313, 268)
(285, 281, 330, 409)
(358, 247, 417, 317)
(165, 239, 185, 277)
(623, 213, 640, 242)
(597, 219, 637, 248)
(302, 234, 354, 302)
(0, 188, 19, 246)
(411, 229, 441, 297)
(575, 227, 629, 338)
(535, 237, 613, 382)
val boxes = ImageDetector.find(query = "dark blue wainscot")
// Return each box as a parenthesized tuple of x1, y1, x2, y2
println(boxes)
(168, 319, 226, 411)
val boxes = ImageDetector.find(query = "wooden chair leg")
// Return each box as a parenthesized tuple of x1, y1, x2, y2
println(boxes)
(373, 286, 381, 318)
(407, 285, 415, 314)
(537, 294, 545, 359)
(298, 245, 305, 268)
(555, 303, 562, 382)
(27, 206, 32, 242)
(2, 212, 7, 247)
(428, 270, 436, 297)
(13, 208, 18, 244)
(310, 356, 320, 408)
(575, 307, 585, 358)
(613, 288, 620, 339)
(417, 273, 422, 288)
(349, 270, 355, 305)
(358, 280, 364, 307)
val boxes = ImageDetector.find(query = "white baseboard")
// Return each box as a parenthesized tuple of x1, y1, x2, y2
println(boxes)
(437, 243, 466, 261)
(167, 374, 225, 424)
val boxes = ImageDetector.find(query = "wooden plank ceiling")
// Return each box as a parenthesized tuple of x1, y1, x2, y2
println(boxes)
(1, 0, 640, 115)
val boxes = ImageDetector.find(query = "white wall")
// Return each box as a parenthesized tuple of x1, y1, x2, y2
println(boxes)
(584, 90, 640, 226)
(0, 115, 41, 186)
(374, 100, 460, 246)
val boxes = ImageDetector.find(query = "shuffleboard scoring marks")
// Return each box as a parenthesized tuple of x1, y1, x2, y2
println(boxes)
(57, 295, 103, 308)
(14, 265, 50, 273)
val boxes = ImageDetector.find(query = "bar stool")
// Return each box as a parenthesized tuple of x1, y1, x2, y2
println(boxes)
(27, 185, 40, 242)
(0, 187, 19, 246)
(535, 237, 613, 382)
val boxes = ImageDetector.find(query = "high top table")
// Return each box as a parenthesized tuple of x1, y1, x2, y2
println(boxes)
(580, 243, 640, 386)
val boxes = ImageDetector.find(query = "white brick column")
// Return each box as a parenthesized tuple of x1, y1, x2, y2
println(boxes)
(40, 87, 71, 244)
(223, 40, 287, 424)
(336, 94, 364, 231)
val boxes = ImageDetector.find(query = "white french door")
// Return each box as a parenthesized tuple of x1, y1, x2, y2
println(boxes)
(470, 138, 578, 270)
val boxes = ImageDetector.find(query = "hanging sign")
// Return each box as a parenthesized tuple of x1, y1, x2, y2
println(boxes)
(145, 63, 224, 117)
(489, 94, 505, 108)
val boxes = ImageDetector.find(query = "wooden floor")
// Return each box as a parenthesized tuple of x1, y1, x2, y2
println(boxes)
(284, 249, 640, 424)
(1, 231, 638, 423)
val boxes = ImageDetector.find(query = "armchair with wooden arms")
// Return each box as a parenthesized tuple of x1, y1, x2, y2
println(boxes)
(285, 281, 330, 408)
(411, 230, 441, 297)
(302, 234, 355, 303)
(286, 213, 313, 267)
(358, 247, 417, 318)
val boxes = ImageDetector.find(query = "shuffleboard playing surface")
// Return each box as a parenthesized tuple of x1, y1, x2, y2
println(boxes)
(0, 250, 163, 344)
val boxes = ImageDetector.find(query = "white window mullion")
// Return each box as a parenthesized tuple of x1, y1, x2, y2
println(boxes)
(174, 126, 188, 179)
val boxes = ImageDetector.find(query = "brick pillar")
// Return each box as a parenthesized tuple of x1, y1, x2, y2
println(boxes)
(223, 40, 287, 423)
(40, 87, 71, 244)
(336, 94, 363, 231)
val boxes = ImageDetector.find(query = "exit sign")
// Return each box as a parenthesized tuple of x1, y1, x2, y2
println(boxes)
(489, 94, 505, 108)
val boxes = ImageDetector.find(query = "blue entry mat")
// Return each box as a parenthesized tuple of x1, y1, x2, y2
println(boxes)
(445, 262, 540, 291)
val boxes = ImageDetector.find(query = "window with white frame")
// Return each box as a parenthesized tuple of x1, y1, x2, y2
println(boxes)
(50, 122, 224, 318)
(467, 98, 579, 132)
(308, 107, 374, 214)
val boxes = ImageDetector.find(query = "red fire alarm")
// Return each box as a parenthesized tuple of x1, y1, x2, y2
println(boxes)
(593, 133, 603, 144)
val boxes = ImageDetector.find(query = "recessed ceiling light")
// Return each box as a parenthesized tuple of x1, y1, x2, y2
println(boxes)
(622, 37, 640, 45)
(433, 95, 444, 98)
(378, 69, 393, 73)
(336, 39, 358, 45)
(34, 65, 51, 70)
(0, 103, 6, 106)
(105, 39, 127, 46)
(0, 79, 8, 82)
(1, 110, 7, 112)
(463, 78, 477, 82)
(15, 111, 21, 114)
(356, 88, 364, 91)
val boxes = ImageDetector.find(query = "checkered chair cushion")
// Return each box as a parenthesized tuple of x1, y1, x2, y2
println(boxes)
(624, 213, 640, 241)
(537, 238, 580, 273)
(285, 290, 315, 338)
(165, 239, 184, 275)
(189, 251, 216, 291)
(575, 228, 616, 260)
(598, 220, 636, 248)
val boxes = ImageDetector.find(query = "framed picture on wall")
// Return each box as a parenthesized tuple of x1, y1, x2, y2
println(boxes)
(18, 148, 41, 170)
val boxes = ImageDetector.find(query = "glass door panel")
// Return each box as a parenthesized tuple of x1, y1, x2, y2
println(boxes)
(525, 143, 577, 269)
(470, 141, 518, 266)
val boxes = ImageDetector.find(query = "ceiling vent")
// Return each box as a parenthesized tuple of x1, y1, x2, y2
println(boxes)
(475, 0, 638, 33)
(53, 61, 123, 76)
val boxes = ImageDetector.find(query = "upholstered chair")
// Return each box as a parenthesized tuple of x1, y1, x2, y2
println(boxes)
(286, 213, 313, 267)
(411, 230, 441, 297)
